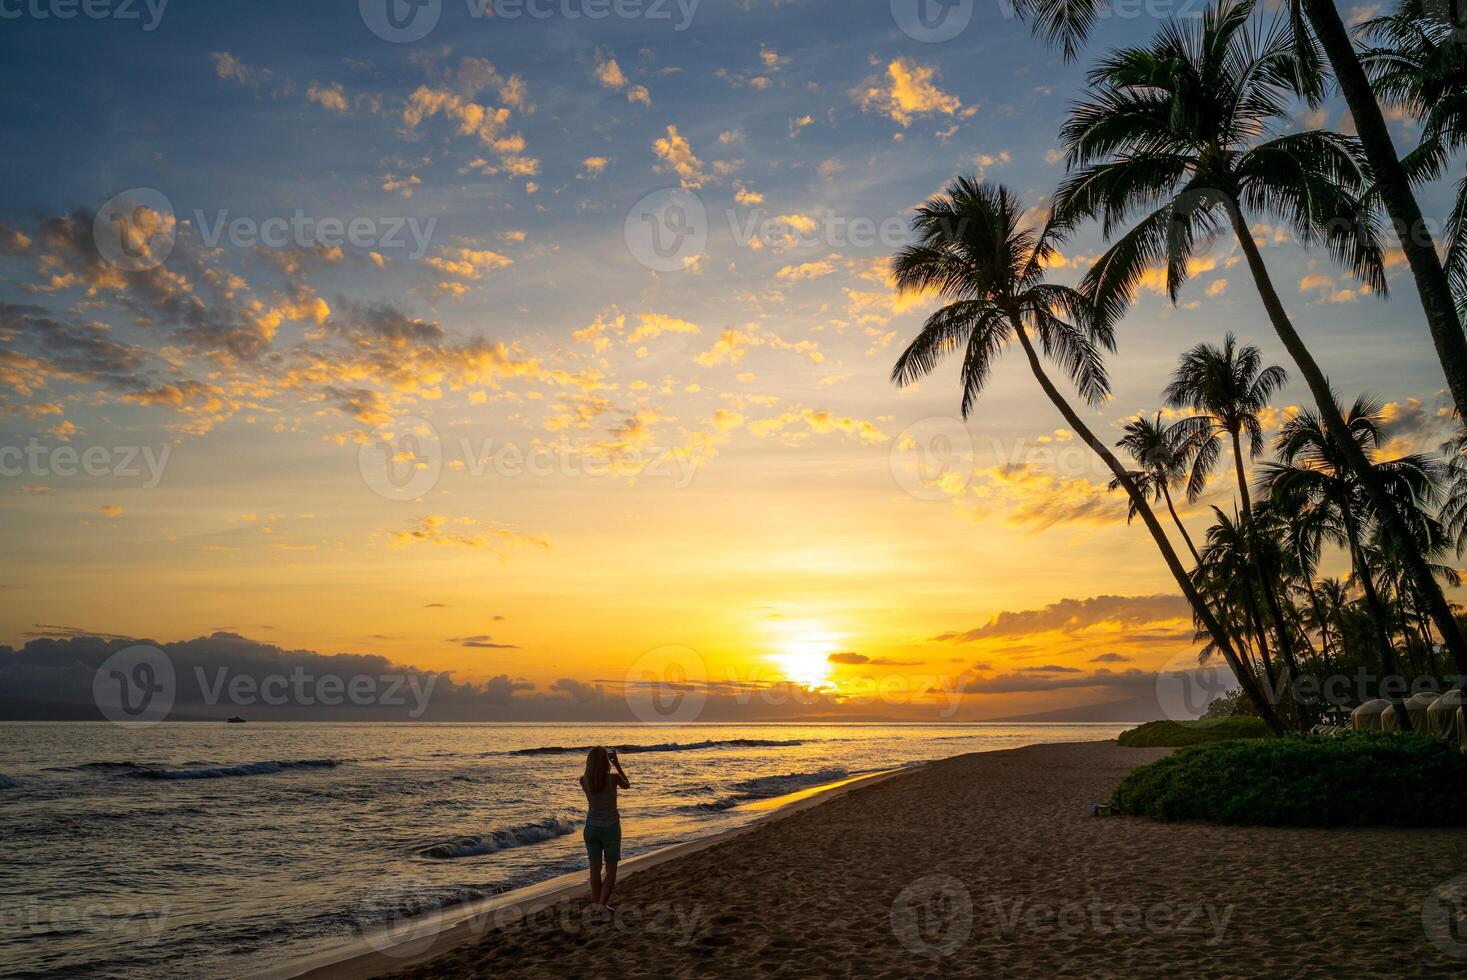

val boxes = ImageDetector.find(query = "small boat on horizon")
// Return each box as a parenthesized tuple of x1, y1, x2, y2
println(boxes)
(227, 716, 247, 724)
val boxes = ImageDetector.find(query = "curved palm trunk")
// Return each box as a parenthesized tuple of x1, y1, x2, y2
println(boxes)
(1342, 492, 1412, 729)
(1224, 199, 1467, 704)
(1160, 482, 1202, 566)
(1241, 581, 1281, 701)
(1009, 317, 1286, 733)
(1417, 600, 1442, 679)
(1230, 430, 1253, 522)
(1298, 0, 1467, 414)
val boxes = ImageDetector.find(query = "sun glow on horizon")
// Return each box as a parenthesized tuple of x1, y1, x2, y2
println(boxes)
(769, 620, 840, 689)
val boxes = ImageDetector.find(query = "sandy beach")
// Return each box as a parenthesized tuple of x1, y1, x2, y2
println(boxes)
(299, 740, 1467, 978)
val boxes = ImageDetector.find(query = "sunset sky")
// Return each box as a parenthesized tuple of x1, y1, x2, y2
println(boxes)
(0, 0, 1457, 719)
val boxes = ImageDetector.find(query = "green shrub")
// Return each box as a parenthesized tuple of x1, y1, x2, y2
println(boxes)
(1112, 732, 1467, 826)
(1116, 717, 1274, 747)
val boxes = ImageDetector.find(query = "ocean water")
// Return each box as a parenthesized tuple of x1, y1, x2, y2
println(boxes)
(0, 722, 1127, 978)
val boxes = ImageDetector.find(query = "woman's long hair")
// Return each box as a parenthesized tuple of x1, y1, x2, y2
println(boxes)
(584, 746, 610, 794)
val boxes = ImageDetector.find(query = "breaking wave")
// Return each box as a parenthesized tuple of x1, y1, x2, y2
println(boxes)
(416, 817, 579, 859)
(509, 738, 805, 756)
(131, 759, 344, 780)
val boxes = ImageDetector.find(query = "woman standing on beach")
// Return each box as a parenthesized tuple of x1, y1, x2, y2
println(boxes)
(580, 746, 629, 912)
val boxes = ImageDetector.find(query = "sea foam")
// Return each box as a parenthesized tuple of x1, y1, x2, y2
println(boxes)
(131, 759, 344, 780)
(416, 816, 579, 859)
(510, 738, 805, 756)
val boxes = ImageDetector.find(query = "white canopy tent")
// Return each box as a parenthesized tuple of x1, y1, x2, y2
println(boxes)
(1426, 689, 1467, 741)
(1350, 699, 1394, 732)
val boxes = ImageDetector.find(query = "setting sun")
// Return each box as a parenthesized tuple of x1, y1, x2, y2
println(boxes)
(770, 622, 840, 688)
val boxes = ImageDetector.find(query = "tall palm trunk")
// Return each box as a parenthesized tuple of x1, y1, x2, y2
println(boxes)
(1160, 482, 1202, 565)
(1241, 581, 1281, 701)
(1341, 499, 1412, 728)
(1302, 565, 1338, 676)
(1223, 198, 1467, 699)
(1298, 0, 1467, 414)
(1230, 427, 1304, 721)
(1009, 316, 1286, 733)
(1230, 430, 1253, 521)
(1416, 600, 1441, 679)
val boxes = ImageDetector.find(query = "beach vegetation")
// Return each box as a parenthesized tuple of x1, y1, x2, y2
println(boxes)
(1116, 718, 1274, 747)
(1112, 733, 1467, 825)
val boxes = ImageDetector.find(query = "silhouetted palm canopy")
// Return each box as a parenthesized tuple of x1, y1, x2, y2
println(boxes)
(1439, 426, 1467, 555)
(1360, 1, 1467, 297)
(1164, 333, 1289, 501)
(1262, 396, 1445, 551)
(1053, 0, 1386, 328)
(1109, 414, 1190, 518)
(1360, 1, 1467, 163)
(889, 179, 1109, 416)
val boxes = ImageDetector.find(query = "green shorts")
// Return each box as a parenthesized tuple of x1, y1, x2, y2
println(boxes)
(583, 822, 621, 864)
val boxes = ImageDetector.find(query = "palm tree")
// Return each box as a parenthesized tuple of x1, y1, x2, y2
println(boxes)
(1304, 0, 1467, 409)
(1313, 575, 1356, 668)
(1005, 0, 1467, 412)
(1162, 335, 1302, 701)
(1359, 1, 1467, 306)
(1260, 396, 1446, 726)
(1194, 506, 1283, 697)
(1164, 335, 1288, 522)
(1053, 0, 1467, 683)
(1277, 491, 1345, 675)
(1109, 413, 1203, 563)
(1439, 426, 1467, 554)
(888, 177, 1284, 732)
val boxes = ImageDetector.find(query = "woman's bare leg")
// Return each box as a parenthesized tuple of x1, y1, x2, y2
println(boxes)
(588, 860, 602, 905)
(597, 861, 617, 908)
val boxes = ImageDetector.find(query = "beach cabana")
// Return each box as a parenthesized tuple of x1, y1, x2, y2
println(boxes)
(1406, 691, 1442, 731)
(1427, 689, 1467, 741)
(1350, 699, 1393, 732)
